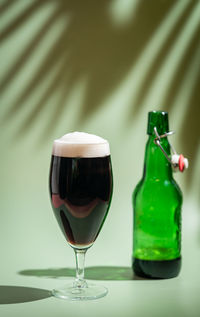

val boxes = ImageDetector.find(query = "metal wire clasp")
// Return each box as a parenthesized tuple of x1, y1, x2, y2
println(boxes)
(153, 127, 188, 172)
(153, 127, 176, 164)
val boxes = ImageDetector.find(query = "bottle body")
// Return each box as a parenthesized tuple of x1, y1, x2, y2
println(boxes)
(132, 112, 182, 278)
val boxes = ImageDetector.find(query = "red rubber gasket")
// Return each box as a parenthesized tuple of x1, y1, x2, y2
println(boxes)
(179, 154, 185, 172)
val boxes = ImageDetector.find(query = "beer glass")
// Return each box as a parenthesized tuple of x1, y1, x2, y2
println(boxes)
(49, 132, 113, 300)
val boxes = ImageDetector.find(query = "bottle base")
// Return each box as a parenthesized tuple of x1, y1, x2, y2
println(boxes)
(132, 257, 181, 279)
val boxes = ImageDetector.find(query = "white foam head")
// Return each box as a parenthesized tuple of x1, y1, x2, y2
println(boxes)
(52, 132, 110, 158)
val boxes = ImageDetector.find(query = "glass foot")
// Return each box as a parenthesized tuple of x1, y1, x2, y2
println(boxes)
(52, 283, 108, 301)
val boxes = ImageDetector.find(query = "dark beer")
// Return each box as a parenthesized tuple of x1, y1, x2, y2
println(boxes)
(49, 155, 112, 248)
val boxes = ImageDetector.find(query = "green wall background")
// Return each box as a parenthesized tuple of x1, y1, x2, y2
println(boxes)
(0, 1, 200, 315)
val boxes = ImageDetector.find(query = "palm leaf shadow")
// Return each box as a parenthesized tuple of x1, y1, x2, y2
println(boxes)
(1, 0, 175, 129)
(0, 0, 20, 16)
(0, 0, 199, 189)
(0, 5, 63, 94)
(0, 0, 43, 42)
(179, 73, 200, 185)
(129, 0, 197, 117)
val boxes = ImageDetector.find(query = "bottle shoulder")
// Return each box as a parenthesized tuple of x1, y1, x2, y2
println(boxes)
(133, 176, 183, 205)
(171, 178, 183, 202)
(132, 178, 143, 201)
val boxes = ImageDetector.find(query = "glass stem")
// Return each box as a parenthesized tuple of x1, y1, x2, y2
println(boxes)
(74, 249, 87, 288)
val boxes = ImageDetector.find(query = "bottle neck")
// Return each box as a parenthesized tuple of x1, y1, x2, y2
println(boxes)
(143, 135, 172, 180)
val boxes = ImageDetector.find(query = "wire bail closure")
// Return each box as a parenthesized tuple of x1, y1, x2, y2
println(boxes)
(153, 127, 188, 172)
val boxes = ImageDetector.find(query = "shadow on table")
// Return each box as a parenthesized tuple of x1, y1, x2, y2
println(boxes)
(0, 285, 51, 304)
(19, 266, 146, 281)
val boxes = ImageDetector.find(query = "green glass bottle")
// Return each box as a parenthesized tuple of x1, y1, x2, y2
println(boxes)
(132, 111, 182, 279)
